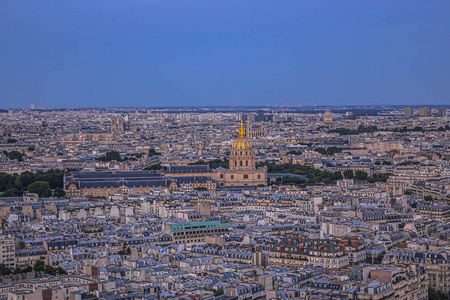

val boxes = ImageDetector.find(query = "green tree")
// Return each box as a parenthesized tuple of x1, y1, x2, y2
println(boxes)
(343, 170, 354, 179)
(28, 181, 51, 197)
(44, 265, 53, 274)
(98, 151, 122, 162)
(6, 151, 23, 161)
(53, 187, 66, 198)
(23, 266, 32, 273)
(189, 159, 228, 169)
(355, 170, 368, 181)
(0, 263, 7, 276)
(17, 171, 35, 190)
(428, 288, 448, 300)
(42, 189, 53, 197)
(333, 171, 343, 181)
(367, 173, 390, 183)
(27, 146, 35, 151)
(148, 148, 161, 156)
(1, 188, 19, 197)
(424, 195, 433, 202)
(143, 164, 163, 170)
(0, 173, 16, 192)
(194, 187, 207, 191)
(286, 150, 303, 155)
(34, 260, 45, 272)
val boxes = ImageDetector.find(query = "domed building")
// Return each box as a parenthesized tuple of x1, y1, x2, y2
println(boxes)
(214, 118, 267, 187)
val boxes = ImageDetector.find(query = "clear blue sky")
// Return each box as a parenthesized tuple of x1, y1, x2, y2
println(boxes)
(1, 1, 449, 108)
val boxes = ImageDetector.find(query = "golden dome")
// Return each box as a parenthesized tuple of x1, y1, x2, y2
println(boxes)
(232, 117, 252, 149)
(232, 136, 252, 150)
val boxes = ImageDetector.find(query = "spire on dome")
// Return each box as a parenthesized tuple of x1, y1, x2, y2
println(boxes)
(239, 117, 245, 137)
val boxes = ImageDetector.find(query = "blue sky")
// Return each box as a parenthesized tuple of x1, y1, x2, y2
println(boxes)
(1, 1, 449, 108)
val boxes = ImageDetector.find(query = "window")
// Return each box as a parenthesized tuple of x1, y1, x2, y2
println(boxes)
(235, 161, 237, 166)
(220, 174, 223, 178)
(231, 175, 234, 179)
(240, 161, 243, 166)
(246, 161, 248, 166)
(244, 175, 248, 179)
(258, 175, 260, 179)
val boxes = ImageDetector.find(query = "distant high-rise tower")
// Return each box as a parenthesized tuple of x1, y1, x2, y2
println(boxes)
(437, 107, 446, 117)
(419, 107, 431, 117)
(404, 107, 413, 117)
(30, 104, 35, 110)
(123, 114, 130, 130)
(256, 110, 265, 122)
(111, 117, 124, 133)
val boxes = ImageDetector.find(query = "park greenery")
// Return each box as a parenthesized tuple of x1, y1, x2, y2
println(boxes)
(258, 163, 390, 187)
(329, 125, 450, 136)
(286, 150, 303, 155)
(428, 288, 449, 300)
(194, 187, 208, 191)
(33, 260, 66, 275)
(314, 147, 342, 155)
(0, 169, 65, 197)
(0, 261, 65, 277)
(367, 173, 390, 183)
(143, 164, 165, 171)
(189, 159, 228, 169)
(118, 247, 132, 255)
(4, 150, 24, 161)
(257, 163, 343, 187)
(98, 149, 161, 162)
(329, 125, 378, 135)
(343, 170, 389, 183)
(148, 148, 161, 156)
(424, 195, 433, 202)
(97, 151, 122, 162)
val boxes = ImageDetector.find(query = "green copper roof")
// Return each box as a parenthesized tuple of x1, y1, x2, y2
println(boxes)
(170, 221, 232, 232)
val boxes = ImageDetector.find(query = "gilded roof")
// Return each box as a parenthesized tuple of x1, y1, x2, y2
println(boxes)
(232, 137, 252, 150)
(232, 118, 252, 149)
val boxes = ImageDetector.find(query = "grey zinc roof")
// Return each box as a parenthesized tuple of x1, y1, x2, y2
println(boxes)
(165, 165, 212, 174)
(69, 171, 172, 189)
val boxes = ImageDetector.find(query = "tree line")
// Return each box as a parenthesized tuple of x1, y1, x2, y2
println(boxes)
(329, 125, 450, 135)
(0, 260, 66, 277)
(0, 169, 65, 197)
(259, 163, 344, 187)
